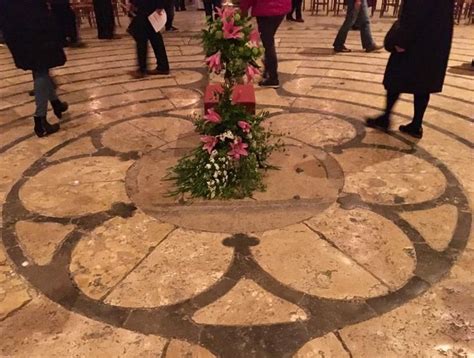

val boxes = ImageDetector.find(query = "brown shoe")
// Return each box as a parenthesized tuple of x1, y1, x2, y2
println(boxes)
(148, 68, 170, 76)
(130, 70, 147, 79)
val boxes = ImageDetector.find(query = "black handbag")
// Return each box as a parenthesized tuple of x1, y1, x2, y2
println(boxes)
(384, 20, 400, 53)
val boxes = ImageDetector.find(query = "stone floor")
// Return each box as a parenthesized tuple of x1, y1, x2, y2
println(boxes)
(1, 9, 473, 358)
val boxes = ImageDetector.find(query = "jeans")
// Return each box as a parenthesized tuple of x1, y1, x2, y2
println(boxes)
(135, 18, 170, 72)
(257, 16, 284, 81)
(333, 0, 375, 50)
(204, 0, 221, 19)
(33, 70, 58, 117)
(287, 0, 303, 19)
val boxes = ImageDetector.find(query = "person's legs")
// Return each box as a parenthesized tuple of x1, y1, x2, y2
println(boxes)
(333, 0, 358, 51)
(147, 22, 170, 72)
(412, 94, 430, 128)
(65, 4, 79, 43)
(136, 34, 148, 74)
(50, 4, 68, 46)
(257, 16, 284, 86)
(32, 70, 60, 137)
(165, 2, 176, 31)
(287, 0, 296, 20)
(103, 0, 115, 37)
(366, 91, 400, 130)
(357, 0, 376, 50)
(295, 0, 303, 20)
(204, 0, 213, 18)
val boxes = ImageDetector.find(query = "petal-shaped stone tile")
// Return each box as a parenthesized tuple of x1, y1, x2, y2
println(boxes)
(174, 70, 204, 85)
(293, 333, 350, 358)
(400, 205, 458, 252)
(131, 116, 195, 144)
(15, 221, 75, 266)
(362, 131, 412, 151)
(165, 340, 215, 358)
(253, 224, 387, 299)
(20, 157, 132, 217)
(306, 206, 416, 290)
(335, 148, 446, 205)
(0, 297, 168, 357)
(193, 279, 308, 325)
(105, 229, 233, 307)
(265, 112, 356, 147)
(48, 137, 97, 162)
(71, 213, 174, 300)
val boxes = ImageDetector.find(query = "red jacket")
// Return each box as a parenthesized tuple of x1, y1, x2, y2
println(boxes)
(240, 0, 291, 17)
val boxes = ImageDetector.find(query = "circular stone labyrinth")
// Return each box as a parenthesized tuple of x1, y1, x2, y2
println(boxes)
(2, 108, 471, 357)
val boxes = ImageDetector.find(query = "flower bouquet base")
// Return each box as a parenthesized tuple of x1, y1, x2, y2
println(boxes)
(204, 83, 256, 115)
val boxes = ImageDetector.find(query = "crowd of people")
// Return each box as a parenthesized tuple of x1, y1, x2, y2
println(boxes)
(0, 0, 454, 141)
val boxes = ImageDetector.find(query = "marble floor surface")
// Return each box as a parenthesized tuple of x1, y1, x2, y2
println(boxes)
(0, 10, 473, 358)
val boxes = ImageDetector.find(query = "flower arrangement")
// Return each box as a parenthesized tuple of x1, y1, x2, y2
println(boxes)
(168, 7, 280, 200)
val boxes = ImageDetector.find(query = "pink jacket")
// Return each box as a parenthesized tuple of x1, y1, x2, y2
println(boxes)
(240, 0, 291, 17)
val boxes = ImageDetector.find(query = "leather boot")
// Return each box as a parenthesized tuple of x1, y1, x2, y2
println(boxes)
(34, 116, 60, 138)
(51, 99, 69, 119)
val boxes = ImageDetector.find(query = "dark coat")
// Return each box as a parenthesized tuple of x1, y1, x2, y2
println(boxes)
(0, 0, 66, 71)
(383, 0, 454, 94)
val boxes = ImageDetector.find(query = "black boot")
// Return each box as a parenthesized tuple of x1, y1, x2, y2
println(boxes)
(51, 99, 69, 119)
(366, 114, 390, 132)
(34, 116, 60, 138)
(399, 122, 423, 139)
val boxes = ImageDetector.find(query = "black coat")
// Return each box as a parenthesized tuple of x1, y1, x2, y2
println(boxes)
(383, 0, 454, 94)
(0, 0, 66, 71)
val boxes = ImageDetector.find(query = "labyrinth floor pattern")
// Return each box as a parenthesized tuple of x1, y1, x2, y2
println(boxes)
(0, 11, 473, 358)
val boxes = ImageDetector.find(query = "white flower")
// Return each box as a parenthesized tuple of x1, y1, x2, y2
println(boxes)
(205, 164, 212, 169)
(213, 172, 219, 178)
(214, 164, 220, 170)
(210, 158, 215, 163)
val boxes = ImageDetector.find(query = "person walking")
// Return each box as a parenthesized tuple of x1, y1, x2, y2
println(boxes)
(175, 0, 186, 11)
(0, 0, 68, 137)
(164, 0, 178, 31)
(240, 0, 291, 88)
(93, 0, 116, 39)
(286, 0, 304, 22)
(333, 0, 381, 53)
(366, 0, 454, 139)
(128, 0, 170, 78)
(50, 0, 85, 47)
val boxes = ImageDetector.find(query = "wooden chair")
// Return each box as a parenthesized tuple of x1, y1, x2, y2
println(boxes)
(368, 0, 377, 16)
(380, 0, 400, 17)
(71, 0, 96, 28)
(332, 0, 346, 15)
(311, 0, 331, 15)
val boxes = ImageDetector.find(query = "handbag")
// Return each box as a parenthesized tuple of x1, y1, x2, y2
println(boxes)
(384, 20, 400, 53)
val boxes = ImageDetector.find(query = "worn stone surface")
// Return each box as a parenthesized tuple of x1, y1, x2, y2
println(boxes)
(20, 157, 132, 217)
(15, 221, 75, 265)
(306, 206, 416, 290)
(253, 224, 387, 299)
(105, 229, 233, 307)
(193, 278, 308, 325)
(293, 333, 350, 358)
(165, 340, 216, 358)
(71, 213, 174, 300)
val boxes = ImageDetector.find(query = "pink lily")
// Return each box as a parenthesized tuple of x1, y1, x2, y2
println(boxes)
(238, 121, 251, 133)
(245, 64, 260, 83)
(201, 135, 218, 154)
(205, 51, 222, 73)
(223, 19, 243, 40)
(216, 6, 237, 20)
(228, 139, 249, 160)
(204, 108, 222, 124)
(249, 29, 260, 45)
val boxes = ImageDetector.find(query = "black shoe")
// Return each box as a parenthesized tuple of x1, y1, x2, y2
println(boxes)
(69, 41, 87, 48)
(130, 70, 148, 79)
(295, 18, 304, 23)
(29, 90, 35, 96)
(366, 115, 390, 131)
(286, 16, 295, 21)
(334, 46, 351, 53)
(34, 116, 60, 138)
(148, 68, 170, 75)
(258, 78, 280, 89)
(365, 45, 383, 53)
(399, 123, 423, 139)
(51, 99, 69, 119)
(166, 26, 179, 32)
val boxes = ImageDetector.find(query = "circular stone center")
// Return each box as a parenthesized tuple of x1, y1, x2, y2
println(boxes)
(126, 140, 343, 233)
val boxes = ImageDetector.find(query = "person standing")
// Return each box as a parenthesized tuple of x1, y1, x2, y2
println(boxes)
(50, 0, 85, 47)
(128, 0, 170, 78)
(286, 0, 304, 22)
(164, 0, 178, 31)
(366, 0, 454, 139)
(240, 0, 291, 88)
(1, 0, 68, 137)
(175, 0, 186, 11)
(203, 0, 221, 20)
(93, 0, 116, 39)
(333, 0, 381, 53)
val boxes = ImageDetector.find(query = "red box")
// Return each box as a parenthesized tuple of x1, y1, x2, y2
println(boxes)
(204, 83, 256, 115)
